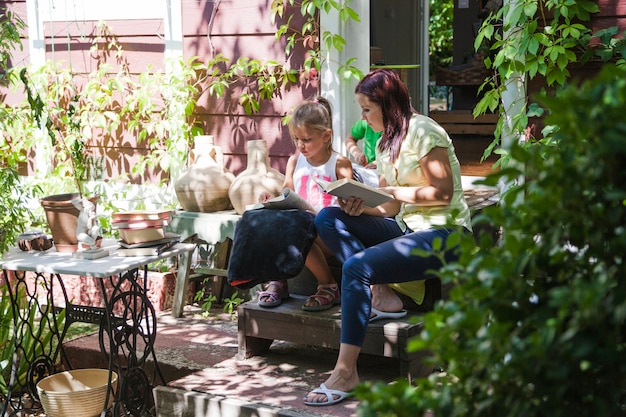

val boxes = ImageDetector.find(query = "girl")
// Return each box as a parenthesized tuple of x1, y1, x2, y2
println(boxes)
(257, 96, 353, 311)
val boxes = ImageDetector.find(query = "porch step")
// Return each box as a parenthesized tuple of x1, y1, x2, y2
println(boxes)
(63, 305, 401, 417)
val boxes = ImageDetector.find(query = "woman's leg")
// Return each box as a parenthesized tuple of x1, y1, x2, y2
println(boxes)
(305, 227, 460, 404)
(314, 207, 404, 263)
(341, 227, 458, 346)
(304, 343, 361, 405)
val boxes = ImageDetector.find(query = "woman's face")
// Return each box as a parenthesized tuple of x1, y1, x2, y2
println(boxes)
(356, 93, 384, 133)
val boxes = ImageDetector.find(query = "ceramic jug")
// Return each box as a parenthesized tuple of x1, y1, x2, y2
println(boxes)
(175, 135, 235, 212)
(228, 139, 285, 214)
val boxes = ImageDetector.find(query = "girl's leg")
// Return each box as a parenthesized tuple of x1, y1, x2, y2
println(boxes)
(302, 239, 340, 311)
(304, 239, 335, 286)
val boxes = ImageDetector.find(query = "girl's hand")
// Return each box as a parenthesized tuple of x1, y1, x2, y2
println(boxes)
(258, 192, 273, 203)
(338, 196, 366, 216)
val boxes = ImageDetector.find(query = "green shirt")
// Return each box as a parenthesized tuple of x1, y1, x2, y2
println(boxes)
(350, 119, 382, 164)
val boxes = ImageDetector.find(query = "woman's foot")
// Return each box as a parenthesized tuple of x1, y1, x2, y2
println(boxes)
(370, 284, 404, 317)
(257, 280, 289, 307)
(303, 368, 359, 406)
(302, 284, 340, 311)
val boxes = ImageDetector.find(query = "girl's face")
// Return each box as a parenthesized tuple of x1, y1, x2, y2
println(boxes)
(291, 125, 331, 161)
(356, 93, 384, 133)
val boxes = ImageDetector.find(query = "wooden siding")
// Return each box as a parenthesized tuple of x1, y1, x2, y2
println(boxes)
(1, 0, 311, 183)
(2, 0, 625, 182)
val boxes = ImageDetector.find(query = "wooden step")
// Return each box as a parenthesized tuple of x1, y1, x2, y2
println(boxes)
(237, 295, 435, 382)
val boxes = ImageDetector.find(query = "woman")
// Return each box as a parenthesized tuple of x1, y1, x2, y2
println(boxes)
(304, 68, 472, 406)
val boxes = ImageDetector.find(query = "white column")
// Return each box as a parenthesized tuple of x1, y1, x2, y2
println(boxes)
(164, 0, 183, 62)
(500, 0, 526, 198)
(25, 0, 45, 67)
(320, 3, 369, 157)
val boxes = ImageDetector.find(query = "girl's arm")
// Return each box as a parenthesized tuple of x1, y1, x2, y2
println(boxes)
(259, 153, 298, 203)
(335, 154, 354, 180)
(282, 153, 298, 191)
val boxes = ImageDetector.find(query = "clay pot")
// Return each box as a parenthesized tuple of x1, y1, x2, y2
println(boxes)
(174, 135, 235, 212)
(228, 140, 285, 214)
(40, 193, 99, 252)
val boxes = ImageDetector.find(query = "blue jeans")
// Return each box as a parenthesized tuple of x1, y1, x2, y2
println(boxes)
(314, 206, 462, 347)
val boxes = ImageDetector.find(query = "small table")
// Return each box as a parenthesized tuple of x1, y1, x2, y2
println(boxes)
(167, 210, 242, 317)
(0, 240, 195, 416)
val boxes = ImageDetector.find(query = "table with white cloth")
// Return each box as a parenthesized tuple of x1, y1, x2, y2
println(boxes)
(0, 240, 195, 416)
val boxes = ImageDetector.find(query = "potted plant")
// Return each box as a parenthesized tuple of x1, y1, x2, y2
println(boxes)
(19, 65, 103, 252)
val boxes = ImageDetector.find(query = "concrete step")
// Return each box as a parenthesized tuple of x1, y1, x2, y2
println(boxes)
(63, 305, 406, 417)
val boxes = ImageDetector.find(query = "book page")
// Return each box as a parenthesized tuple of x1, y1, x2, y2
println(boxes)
(312, 177, 393, 208)
(246, 188, 315, 212)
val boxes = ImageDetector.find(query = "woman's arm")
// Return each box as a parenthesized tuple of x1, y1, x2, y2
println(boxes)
(338, 176, 402, 218)
(381, 147, 453, 206)
(337, 146, 454, 217)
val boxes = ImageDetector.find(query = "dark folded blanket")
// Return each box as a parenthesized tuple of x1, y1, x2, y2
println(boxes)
(227, 209, 317, 289)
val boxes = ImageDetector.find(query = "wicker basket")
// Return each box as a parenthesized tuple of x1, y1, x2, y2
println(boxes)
(36, 369, 118, 417)
(436, 64, 491, 86)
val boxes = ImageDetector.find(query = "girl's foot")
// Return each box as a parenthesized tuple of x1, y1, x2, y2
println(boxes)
(257, 280, 289, 307)
(302, 284, 340, 311)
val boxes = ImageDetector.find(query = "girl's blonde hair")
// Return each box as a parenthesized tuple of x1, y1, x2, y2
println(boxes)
(288, 95, 334, 153)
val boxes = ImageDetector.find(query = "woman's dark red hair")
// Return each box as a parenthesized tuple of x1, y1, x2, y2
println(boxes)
(354, 68, 414, 162)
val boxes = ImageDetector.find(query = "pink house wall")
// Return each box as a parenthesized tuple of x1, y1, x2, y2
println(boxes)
(1, 0, 313, 182)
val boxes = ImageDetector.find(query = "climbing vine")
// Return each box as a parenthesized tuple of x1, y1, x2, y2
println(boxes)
(474, 0, 626, 166)
(202, 0, 362, 115)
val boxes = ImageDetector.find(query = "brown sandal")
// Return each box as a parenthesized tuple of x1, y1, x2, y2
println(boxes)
(258, 280, 289, 308)
(302, 284, 340, 311)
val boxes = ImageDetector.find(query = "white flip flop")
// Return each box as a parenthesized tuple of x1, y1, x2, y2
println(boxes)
(369, 307, 408, 322)
(304, 383, 353, 406)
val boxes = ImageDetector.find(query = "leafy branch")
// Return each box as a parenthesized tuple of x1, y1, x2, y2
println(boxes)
(201, 0, 362, 115)
(473, 0, 626, 167)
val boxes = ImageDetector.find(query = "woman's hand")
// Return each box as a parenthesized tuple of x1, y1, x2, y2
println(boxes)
(338, 196, 366, 216)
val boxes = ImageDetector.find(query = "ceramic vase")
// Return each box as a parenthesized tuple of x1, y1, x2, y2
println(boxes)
(228, 139, 285, 214)
(175, 135, 235, 212)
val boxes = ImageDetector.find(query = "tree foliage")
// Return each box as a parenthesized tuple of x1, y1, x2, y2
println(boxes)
(0, 9, 36, 256)
(358, 64, 626, 417)
(202, 0, 362, 115)
(429, 0, 454, 73)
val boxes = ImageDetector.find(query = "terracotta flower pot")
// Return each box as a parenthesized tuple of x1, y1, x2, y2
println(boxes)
(40, 193, 99, 253)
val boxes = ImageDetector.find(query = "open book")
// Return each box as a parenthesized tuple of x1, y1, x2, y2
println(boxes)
(246, 188, 315, 212)
(312, 177, 394, 208)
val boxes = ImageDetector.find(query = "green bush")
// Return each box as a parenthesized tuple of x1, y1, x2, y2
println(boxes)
(356, 65, 626, 416)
